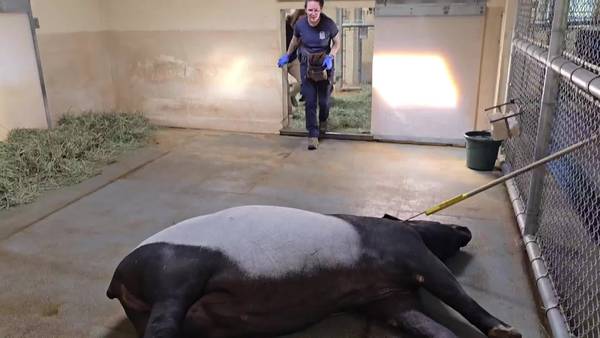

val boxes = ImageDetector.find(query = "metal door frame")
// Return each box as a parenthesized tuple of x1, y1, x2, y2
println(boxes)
(279, 7, 376, 139)
(0, 0, 51, 128)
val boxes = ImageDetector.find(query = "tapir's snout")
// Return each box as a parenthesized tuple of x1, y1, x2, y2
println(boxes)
(452, 225, 472, 247)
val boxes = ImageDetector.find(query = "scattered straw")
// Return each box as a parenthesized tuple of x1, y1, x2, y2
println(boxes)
(0, 112, 154, 210)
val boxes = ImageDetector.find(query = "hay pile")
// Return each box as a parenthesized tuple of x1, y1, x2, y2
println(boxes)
(0, 113, 154, 210)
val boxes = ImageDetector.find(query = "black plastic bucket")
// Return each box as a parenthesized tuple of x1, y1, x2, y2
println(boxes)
(464, 131, 502, 171)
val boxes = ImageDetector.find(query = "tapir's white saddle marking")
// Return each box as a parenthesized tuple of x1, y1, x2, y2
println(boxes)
(139, 205, 362, 278)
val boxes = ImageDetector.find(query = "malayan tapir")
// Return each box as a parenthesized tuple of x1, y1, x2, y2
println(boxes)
(107, 205, 522, 338)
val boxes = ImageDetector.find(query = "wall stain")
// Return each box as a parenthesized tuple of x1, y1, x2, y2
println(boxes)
(133, 55, 197, 83)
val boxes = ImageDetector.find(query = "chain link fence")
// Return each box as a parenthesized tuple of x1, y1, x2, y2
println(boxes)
(506, 0, 600, 336)
(504, 48, 546, 207)
(538, 79, 600, 337)
(515, 0, 554, 46)
(564, 0, 600, 72)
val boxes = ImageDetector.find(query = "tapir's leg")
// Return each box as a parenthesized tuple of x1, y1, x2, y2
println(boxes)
(365, 296, 457, 338)
(408, 247, 521, 338)
(145, 299, 189, 338)
(108, 281, 151, 336)
(141, 251, 216, 338)
(121, 300, 150, 336)
(143, 275, 213, 338)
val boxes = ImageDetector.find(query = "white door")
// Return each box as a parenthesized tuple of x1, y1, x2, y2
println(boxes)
(0, 13, 47, 140)
(371, 12, 485, 145)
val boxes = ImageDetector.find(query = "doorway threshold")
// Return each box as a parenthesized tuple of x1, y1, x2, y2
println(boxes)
(280, 129, 464, 147)
(280, 129, 374, 141)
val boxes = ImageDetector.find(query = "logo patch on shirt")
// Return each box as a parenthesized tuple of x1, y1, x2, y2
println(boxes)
(319, 31, 326, 40)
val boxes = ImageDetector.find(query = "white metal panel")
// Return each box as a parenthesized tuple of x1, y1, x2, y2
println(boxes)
(375, 2, 486, 17)
(0, 13, 47, 140)
(371, 15, 485, 144)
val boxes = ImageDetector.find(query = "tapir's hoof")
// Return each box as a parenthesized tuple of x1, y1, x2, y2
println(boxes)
(488, 324, 522, 338)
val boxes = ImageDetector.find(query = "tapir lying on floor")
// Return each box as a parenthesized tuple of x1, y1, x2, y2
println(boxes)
(107, 205, 522, 338)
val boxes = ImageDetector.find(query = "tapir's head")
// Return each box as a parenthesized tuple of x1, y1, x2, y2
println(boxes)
(411, 220, 472, 260)
(382, 214, 472, 260)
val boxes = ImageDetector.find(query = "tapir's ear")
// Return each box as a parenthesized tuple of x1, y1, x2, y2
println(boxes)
(382, 213, 400, 220)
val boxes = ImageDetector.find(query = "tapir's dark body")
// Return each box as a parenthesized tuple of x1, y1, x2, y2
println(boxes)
(107, 206, 521, 338)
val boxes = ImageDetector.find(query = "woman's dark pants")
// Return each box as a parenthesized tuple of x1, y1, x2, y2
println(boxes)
(301, 64, 333, 138)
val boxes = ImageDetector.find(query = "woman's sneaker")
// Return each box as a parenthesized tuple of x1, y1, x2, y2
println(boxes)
(308, 137, 319, 150)
(319, 120, 328, 136)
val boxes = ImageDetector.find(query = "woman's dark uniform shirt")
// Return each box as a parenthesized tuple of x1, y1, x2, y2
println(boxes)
(293, 13, 339, 58)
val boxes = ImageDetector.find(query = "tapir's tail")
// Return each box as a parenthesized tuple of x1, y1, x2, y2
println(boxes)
(107, 274, 151, 312)
(106, 275, 120, 299)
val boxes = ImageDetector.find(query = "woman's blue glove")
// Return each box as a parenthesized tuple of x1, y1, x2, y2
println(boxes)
(277, 54, 290, 68)
(323, 55, 334, 70)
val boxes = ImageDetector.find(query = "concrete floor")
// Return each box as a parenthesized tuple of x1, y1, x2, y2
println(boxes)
(0, 128, 549, 338)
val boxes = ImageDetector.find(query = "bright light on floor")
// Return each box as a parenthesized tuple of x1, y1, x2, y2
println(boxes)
(372, 53, 458, 109)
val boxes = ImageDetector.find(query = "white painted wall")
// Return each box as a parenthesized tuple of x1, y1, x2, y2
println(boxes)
(31, 0, 288, 132)
(30, 0, 375, 36)
(0, 13, 47, 140)
(102, 0, 277, 32)
(30, 0, 106, 34)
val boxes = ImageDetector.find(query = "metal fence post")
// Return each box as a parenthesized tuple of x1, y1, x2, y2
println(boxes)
(280, 9, 290, 129)
(336, 8, 343, 86)
(524, 0, 570, 235)
(27, 1, 51, 129)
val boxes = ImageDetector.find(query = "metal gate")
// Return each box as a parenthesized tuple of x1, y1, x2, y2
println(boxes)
(504, 0, 600, 336)
(337, 8, 375, 89)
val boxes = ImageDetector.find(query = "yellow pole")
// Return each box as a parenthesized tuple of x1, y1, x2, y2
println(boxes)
(405, 133, 599, 221)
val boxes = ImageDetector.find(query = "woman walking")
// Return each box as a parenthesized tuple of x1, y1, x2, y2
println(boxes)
(278, 0, 340, 150)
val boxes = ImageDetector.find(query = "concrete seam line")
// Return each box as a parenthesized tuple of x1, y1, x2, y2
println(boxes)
(1, 150, 170, 242)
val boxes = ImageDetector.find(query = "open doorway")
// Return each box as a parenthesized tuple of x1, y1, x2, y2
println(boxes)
(280, 7, 374, 136)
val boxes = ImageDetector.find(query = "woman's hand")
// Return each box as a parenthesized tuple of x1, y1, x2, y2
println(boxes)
(277, 54, 290, 68)
(322, 55, 334, 70)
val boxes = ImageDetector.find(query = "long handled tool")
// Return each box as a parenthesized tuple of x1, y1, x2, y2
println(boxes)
(404, 133, 600, 221)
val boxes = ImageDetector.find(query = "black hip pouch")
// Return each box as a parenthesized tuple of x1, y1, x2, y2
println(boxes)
(306, 52, 328, 82)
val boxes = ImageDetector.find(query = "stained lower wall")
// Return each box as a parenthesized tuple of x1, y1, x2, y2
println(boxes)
(108, 30, 282, 133)
(32, 0, 288, 133)
(35, 28, 282, 132)
(37, 31, 116, 123)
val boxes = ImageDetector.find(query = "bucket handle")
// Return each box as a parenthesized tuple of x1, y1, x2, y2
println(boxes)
(484, 99, 517, 112)
(486, 99, 522, 139)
